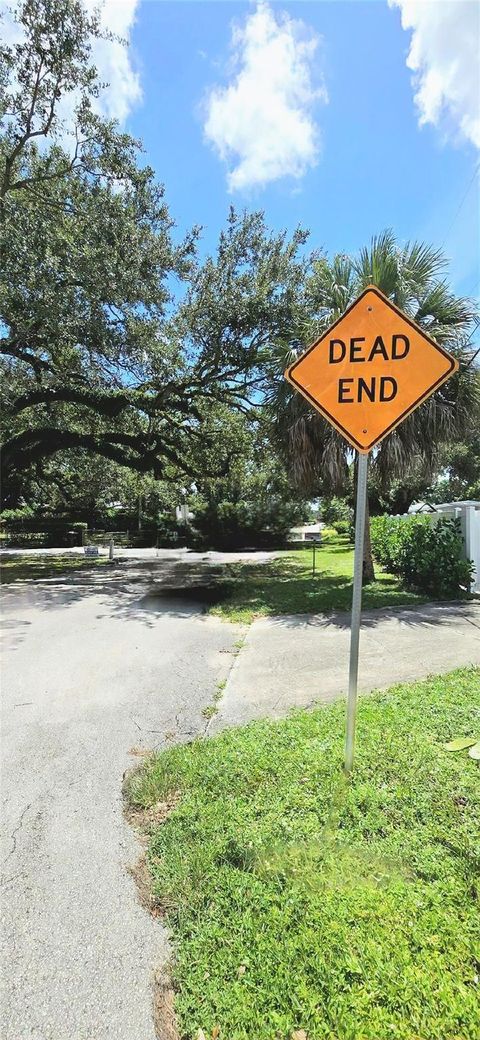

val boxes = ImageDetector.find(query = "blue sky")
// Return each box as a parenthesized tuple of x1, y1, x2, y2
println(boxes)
(124, 2, 479, 299)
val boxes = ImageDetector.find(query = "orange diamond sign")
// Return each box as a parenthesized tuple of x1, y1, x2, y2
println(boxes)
(285, 285, 459, 453)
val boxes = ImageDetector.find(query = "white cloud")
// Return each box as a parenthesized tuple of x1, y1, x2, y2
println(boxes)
(203, 1, 327, 192)
(84, 0, 142, 124)
(390, 0, 480, 148)
(0, 0, 24, 47)
(0, 0, 142, 128)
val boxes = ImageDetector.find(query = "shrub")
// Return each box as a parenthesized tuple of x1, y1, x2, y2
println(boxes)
(332, 518, 351, 536)
(321, 496, 353, 531)
(0, 505, 35, 524)
(370, 514, 472, 598)
(72, 522, 87, 545)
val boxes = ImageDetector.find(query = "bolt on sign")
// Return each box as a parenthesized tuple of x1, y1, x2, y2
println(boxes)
(285, 285, 459, 454)
(284, 285, 459, 773)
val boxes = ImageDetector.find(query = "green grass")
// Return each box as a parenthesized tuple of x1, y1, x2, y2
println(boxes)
(202, 679, 228, 720)
(209, 534, 426, 623)
(0, 553, 109, 583)
(128, 668, 480, 1040)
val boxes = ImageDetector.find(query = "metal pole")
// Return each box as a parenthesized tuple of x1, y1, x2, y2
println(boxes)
(344, 451, 369, 774)
(312, 542, 316, 577)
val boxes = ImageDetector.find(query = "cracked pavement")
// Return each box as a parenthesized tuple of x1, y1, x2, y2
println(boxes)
(0, 555, 244, 1040)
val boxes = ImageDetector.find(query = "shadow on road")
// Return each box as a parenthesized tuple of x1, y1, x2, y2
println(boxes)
(0, 557, 238, 643)
(3, 555, 477, 646)
(261, 600, 479, 630)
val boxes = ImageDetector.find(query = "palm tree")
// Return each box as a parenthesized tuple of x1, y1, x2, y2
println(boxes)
(270, 231, 479, 582)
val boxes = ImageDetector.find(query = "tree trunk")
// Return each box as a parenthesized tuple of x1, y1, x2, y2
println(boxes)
(362, 492, 375, 584)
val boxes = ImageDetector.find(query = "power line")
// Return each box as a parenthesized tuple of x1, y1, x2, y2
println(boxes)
(441, 161, 480, 248)
(461, 267, 480, 300)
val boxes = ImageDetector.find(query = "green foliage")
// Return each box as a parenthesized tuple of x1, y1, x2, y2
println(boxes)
(332, 519, 350, 536)
(320, 496, 353, 529)
(371, 514, 473, 598)
(127, 668, 480, 1040)
(0, 504, 34, 524)
(193, 495, 303, 551)
(368, 461, 437, 515)
(1, 0, 191, 500)
(431, 433, 480, 503)
(192, 411, 308, 550)
(1, 2, 310, 508)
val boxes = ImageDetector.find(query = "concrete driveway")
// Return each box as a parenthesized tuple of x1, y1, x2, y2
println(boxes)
(210, 601, 480, 731)
(0, 558, 244, 1040)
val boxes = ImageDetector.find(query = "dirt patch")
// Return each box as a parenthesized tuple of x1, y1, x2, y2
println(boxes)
(127, 851, 167, 919)
(124, 781, 182, 1039)
(152, 968, 180, 1040)
(125, 792, 180, 917)
(125, 793, 180, 834)
(128, 850, 154, 911)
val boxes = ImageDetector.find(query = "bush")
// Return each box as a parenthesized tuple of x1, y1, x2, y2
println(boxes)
(332, 518, 351, 537)
(0, 505, 35, 524)
(0, 515, 86, 548)
(370, 514, 472, 598)
(72, 522, 87, 545)
(320, 496, 353, 531)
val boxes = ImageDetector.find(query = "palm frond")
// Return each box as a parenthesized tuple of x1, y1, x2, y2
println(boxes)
(268, 229, 479, 497)
(413, 282, 475, 342)
(401, 240, 447, 287)
(353, 229, 399, 296)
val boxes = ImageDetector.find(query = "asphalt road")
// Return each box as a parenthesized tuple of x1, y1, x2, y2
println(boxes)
(1, 559, 244, 1040)
(4, 554, 479, 1040)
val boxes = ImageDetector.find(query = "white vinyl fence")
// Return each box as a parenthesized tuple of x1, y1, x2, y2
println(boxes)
(432, 502, 480, 594)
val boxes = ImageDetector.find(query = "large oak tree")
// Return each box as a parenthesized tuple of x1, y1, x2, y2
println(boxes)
(1, 0, 309, 506)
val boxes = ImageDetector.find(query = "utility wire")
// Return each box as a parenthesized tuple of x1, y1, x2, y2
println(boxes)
(441, 161, 480, 248)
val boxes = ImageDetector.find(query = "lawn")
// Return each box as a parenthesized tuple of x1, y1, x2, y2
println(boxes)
(210, 533, 426, 623)
(128, 668, 480, 1040)
(0, 553, 109, 583)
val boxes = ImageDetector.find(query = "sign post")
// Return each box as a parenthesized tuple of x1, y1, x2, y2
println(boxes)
(284, 285, 459, 773)
(312, 537, 319, 578)
(345, 452, 368, 773)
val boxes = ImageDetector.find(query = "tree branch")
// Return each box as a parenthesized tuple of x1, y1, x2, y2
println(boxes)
(1, 427, 168, 479)
(1, 342, 53, 375)
(12, 387, 131, 417)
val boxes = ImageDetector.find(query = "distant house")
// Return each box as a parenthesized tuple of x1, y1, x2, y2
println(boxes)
(288, 523, 323, 542)
(408, 502, 437, 514)
(435, 500, 480, 512)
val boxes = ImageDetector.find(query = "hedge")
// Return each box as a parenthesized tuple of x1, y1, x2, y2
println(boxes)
(370, 514, 473, 598)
